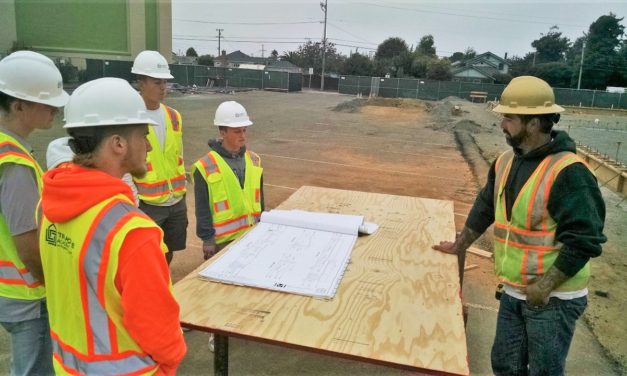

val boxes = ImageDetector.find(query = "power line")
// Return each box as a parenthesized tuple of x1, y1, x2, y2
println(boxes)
(355, 2, 587, 29)
(327, 22, 375, 44)
(175, 18, 320, 26)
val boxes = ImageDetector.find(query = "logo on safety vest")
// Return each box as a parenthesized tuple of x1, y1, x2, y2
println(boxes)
(45, 224, 75, 252)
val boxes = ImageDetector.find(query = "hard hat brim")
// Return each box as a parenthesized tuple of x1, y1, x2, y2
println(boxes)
(131, 69, 174, 80)
(0, 88, 70, 108)
(63, 118, 160, 129)
(214, 120, 253, 127)
(492, 103, 564, 115)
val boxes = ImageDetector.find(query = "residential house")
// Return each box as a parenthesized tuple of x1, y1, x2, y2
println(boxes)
(452, 52, 509, 83)
(214, 50, 301, 73)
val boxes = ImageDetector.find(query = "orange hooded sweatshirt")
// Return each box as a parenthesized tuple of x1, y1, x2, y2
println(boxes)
(41, 164, 187, 375)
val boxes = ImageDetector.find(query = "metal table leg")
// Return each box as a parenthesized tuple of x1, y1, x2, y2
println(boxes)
(214, 334, 229, 376)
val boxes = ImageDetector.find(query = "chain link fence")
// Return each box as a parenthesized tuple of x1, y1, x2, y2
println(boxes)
(338, 75, 627, 110)
(84, 59, 302, 92)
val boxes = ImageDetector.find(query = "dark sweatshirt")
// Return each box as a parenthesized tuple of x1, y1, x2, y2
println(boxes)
(194, 139, 264, 244)
(466, 130, 606, 277)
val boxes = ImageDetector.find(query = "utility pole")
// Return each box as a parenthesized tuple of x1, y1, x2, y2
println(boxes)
(577, 36, 586, 90)
(216, 28, 224, 56)
(320, 0, 328, 91)
(260, 44, 265, 58)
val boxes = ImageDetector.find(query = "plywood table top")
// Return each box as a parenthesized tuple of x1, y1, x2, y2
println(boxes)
(174, 186, 468, 375)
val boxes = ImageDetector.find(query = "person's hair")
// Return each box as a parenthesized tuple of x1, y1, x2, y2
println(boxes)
(520, 113, 560, 133)
(218, 126, 228, 132)
(67, 124, 142, 168)
(0, 92, 17, 114)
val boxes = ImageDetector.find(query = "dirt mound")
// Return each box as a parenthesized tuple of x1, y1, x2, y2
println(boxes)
(332, 99, 367, 113)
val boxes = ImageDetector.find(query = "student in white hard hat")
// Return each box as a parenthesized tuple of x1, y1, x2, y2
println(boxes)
(130, 50, 187, 265)
(0, 50, 68, 376)
(191, 101, 263, 352)
(39, 77, 187, 374)
(192, 101, 263, 260)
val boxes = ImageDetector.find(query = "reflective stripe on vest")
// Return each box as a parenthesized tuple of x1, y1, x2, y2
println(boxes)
(49, 201, 157, 374)
(0, 262, 41, 287)
(51, 334, 156, 376)
(214, 200, 229, 212)
(164, 105, 180, 131)
(493, 150, 590, 290)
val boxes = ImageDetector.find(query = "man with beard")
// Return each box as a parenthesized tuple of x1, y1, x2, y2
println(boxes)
(433, 76, 606, 375)
(38, 78, 186, 375)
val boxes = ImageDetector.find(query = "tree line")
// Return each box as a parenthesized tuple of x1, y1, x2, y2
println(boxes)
(184, 13, 626, 90)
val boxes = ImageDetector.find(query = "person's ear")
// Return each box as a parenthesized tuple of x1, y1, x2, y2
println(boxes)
(110, 134, 127, 156)
(527, 117, 541, 132)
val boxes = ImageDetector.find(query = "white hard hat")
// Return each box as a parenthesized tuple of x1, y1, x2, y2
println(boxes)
(0, 51, 69, 107)
(63, 78, 159, 129)
(46, 137, 74, 169)
(131, 50, 173, 79)
(214, 101, 253, 127)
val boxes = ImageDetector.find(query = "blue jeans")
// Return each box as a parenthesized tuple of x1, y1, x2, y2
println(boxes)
(491, 293, 587, 376)
(0, 304, 54, 376)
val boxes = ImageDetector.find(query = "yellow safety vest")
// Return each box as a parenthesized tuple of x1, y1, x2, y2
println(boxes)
(192, 150, 263, 244)
(40, 194, 168, 375)
(134, 104, 186, 204)
(493, 150, 591, 291)
(0, 132, 45, 300)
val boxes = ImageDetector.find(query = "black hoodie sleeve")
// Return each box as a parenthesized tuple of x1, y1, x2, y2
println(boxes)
(549, 163, 606, 277)
(465, 161, 497, 234)
(193, 169, 215, 243)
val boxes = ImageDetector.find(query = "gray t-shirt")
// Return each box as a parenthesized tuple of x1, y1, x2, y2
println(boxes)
(0, 129, 43, 322)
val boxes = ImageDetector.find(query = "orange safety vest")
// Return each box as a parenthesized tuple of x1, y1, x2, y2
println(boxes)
(40, 194, 168, 375)
(493, 150, 591, 291)
(0, 133, 45, 300)
(191, 150, 262, 244)
(134, 104, 186, 204)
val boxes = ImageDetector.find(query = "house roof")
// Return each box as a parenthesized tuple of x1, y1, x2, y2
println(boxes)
(451, 65, 496, 80)
(223, 50, 266, 65)
(266, 60, 301, 69)
(464, 52, 507, 67)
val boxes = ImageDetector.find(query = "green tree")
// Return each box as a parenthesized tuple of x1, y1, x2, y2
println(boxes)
(375, 37, 408, 59)
(416, 35, 436, 57)
(531, 26, 570, 63)
(270, 49, 279, 59)
(186, 47, 198, 57)
(530, 62, 573, 87)
(197, 54, 214, 66)
(342, 52, 373, 76)
(449, 48, 476, 63)
(426, 58, 451, 80)
(508, 53, 535, 77)
(409, 55, 433, 78)
(579, 13, 626, 89)
(282, 41, 344, 74)
(449, 52, 465, 63)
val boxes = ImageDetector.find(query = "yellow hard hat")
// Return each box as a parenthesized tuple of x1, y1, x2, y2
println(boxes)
(493, 76, 564, 115)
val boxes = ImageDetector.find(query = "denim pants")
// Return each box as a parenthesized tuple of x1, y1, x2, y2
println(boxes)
(491, 293, 587, 376)
(0, 304, 54, 376)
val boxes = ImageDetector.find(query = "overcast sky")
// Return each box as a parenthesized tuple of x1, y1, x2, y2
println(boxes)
(172, 1, 627, 60)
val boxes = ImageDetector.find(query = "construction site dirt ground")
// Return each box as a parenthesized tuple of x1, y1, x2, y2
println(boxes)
(1, 90, 625, 375)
